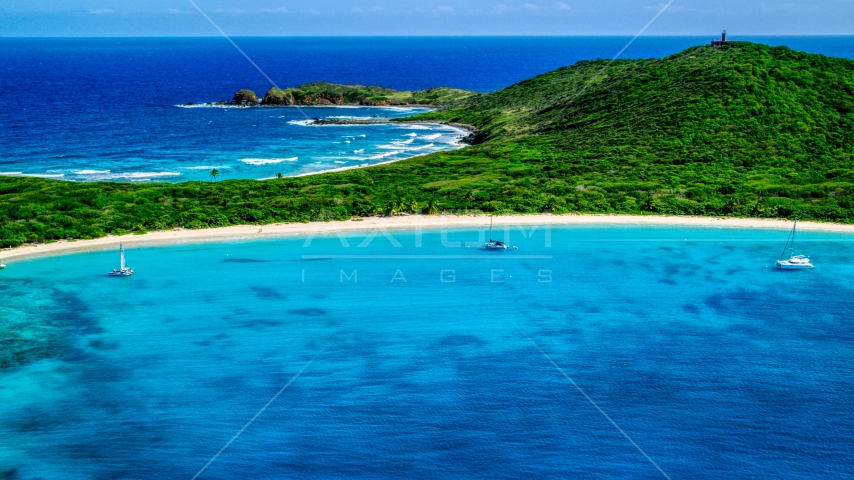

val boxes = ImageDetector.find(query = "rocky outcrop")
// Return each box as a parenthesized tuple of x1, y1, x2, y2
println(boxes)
(188, 84, 477, 108)
(261, 89, 293, 105)
(308, 118, 389, 126)
(230, 89, 259, 106)
(262, 89, 377, 106)
(256, 83, 478, 107)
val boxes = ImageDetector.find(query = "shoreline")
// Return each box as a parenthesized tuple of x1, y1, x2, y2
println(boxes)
(269, 121, 470, 179)
(0, 119, 471, 183)
(258, 156, 407, 180)
(2, 214, 853, 263)
(177, 104, 449, 109)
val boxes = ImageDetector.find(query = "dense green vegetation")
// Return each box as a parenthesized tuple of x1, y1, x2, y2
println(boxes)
(261, 82, 478, 106)
(2, 42, 854, 247)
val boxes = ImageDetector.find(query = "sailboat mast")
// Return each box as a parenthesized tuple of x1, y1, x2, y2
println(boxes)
(120, 243, 126, 270)
(489, 216, 493, 241)
(791, 217, 797, 258)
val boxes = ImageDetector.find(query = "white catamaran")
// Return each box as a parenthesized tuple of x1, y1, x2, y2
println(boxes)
(484, 216, 508, 250)
(776, 218, 814, 270)
(109, 243, 135, 276)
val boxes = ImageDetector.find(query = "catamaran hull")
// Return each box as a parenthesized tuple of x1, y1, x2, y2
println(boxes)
(776, 263, 814, 270)
(109, 269, 135, 276)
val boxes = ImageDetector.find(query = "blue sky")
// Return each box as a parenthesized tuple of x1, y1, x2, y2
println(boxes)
(1, 1, 852, 36)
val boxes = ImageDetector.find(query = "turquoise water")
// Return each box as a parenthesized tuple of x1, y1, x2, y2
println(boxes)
(2, 225, 854, 479)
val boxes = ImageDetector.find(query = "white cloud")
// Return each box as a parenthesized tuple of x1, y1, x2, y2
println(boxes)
(87, 9, 114, 15)
(260, 7, 289, 13)
(490, 2, 571, 14)
(412, 5, 457, 14)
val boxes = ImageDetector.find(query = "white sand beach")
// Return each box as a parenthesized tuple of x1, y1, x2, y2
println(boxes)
(2, 214, 853, 263)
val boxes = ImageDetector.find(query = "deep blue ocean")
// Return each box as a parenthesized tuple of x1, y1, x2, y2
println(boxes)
(2, 36, 854, 181)
(2, 225, 854, 478)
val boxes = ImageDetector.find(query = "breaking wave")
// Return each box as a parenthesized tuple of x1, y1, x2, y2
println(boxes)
(368, 151, 402, 160)
(408, 143, 435, 151)
(240, 157, 299, 165)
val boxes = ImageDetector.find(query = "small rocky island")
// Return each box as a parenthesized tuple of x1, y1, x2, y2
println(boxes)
(185, 82, 477, 107)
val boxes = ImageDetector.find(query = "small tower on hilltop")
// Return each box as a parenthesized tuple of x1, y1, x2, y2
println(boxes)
(711, 30, 730, 47)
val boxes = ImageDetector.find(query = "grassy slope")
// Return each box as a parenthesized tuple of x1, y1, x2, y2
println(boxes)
(2, 42, 854, 247)
(410, 42, 854, 214)
(261, 82, 478, 105)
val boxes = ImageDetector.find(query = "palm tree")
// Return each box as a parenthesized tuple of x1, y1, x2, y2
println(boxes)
(276, 172, 283, 179)
(385, 201, 397, 217)
(543, 196, 558, 213)
(427, 199, 440, 215)
(408, 199, 419, 214)
(209, 168, 219, 182)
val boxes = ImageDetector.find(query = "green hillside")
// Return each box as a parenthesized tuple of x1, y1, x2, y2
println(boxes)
(2, 42, 854, 247)
(410, 42, 854, 207)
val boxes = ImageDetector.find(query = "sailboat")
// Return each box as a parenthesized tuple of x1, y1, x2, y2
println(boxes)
(484, 216, 508, 250)
(0, 262, 5, 269)
(108, 243, 135, 276)
(776, 218, 814, 270)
